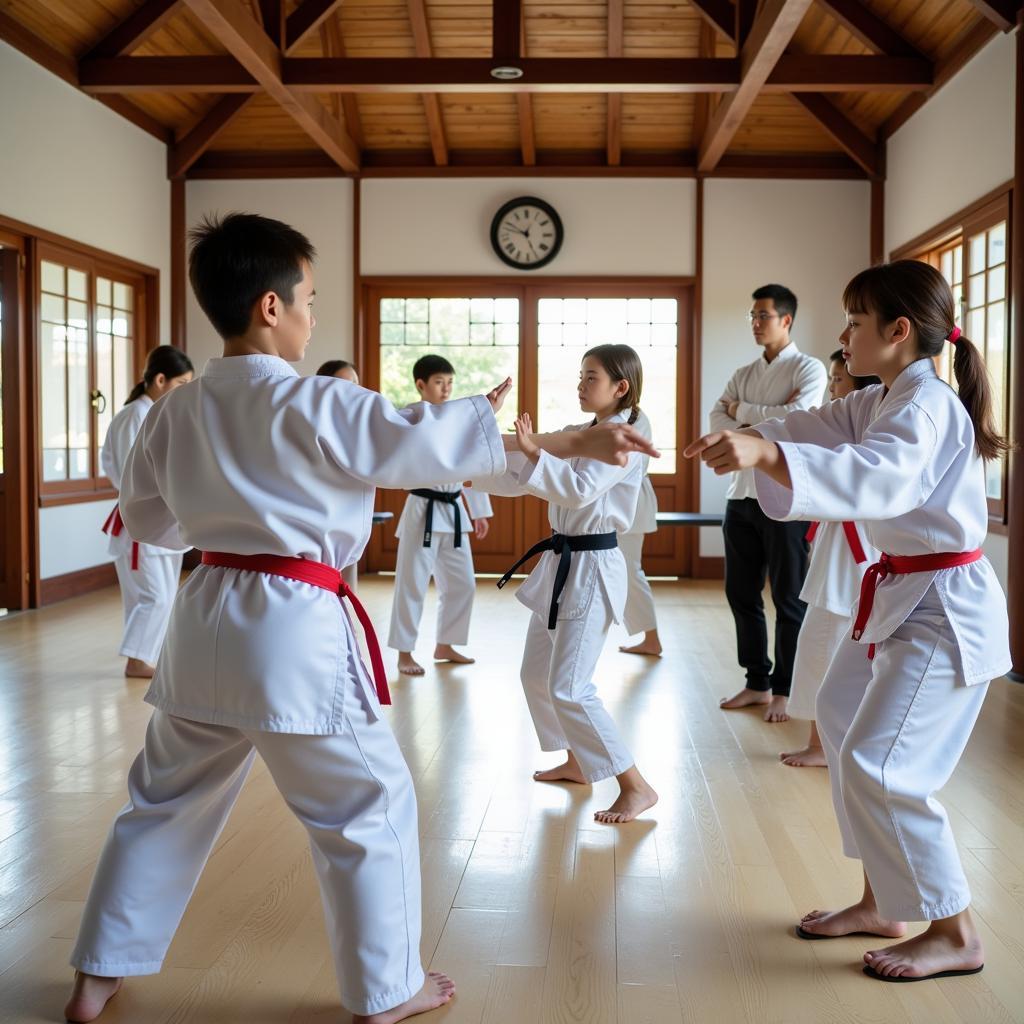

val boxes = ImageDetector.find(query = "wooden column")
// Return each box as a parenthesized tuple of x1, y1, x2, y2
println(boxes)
(870, 177, 885, 265)
(171, 177, 187, 348)
(1008, 12, 1024, 679)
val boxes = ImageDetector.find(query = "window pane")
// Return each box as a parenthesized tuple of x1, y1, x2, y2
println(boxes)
(968, 233, 985, 274)
(68, 269, 87, 301)
(563, 298, 587, 323)
(988, 222, 1006, 267)
(113, 335, 130, 409)
(428, 298, 469, 345)
(469, 321, 493, 346)
(538, 298, 562, 323)
(112, 313, 131, 338)
(968, 308, 985, 347)
(651, 298, 678, 324)
(987, 266, 1005, 303)
(380, 298, 404, 322)
(968, 273, 985, 310)
(986, 459, 1004, 502)
(112, 281, 132, 310)
(405, 321, 428, 346)
(493, 298, 518, 324)
(96, 276, 112, 306)
(952, 246, 962, 284)
(41, 321, 68, 482)
(67, 327, 90, 479)
(380, 322, 404, 345)
(987, 302, 1006, 432)
(940, 250, 953, 283)
(96, 331, 113, 451)
(627, 298, 651, 323)
(41, 260, 64, 295)
(41, 292, 65, 323)
(68, 299, 88, 330)
(469, 298, 493, 322)
(538, 323, 562, 347)
(406, 298, 429, 322)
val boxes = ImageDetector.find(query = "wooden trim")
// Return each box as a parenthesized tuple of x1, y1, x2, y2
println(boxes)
(816, 0, 925, 58)
(39, 487, 118, 509)
(698, 0, 814, 173)
(188, 150, 351, 177)
(790, 92, 882, 178)
(406, 0, 448, 167)
(889, 181, 1013, 260)
(1006, 11, 1024, 675)
(870, 177, 885, 265)
(38, 561, 117, 606)
(0, 8, 76, 85)
(690, 177, 706, 578)
(168, 95, 254, 179)
(182, 0, 360, 172)
(80, 56, 259, 93)
(255, 0, 284, 48)
(962, 0, 1020, 33)
(694, 556, 725, 580)
(287, 0, 344, 55)
(171, 178, 187, 347)
(516, 2, 536, 166)
(606, 0, 624, 167)
(880, 17, 999, 140)
(85, 0, 185, 59)
(359, 275, 697, 289)
(25, 236, 41, 609)
(492, 0, 522, 63)
(95, 96, 174, 144)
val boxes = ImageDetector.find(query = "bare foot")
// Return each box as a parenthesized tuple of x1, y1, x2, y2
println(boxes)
(595, 779, 659, 824)
(534, 752, 588, 785)
(763, 695, 790, 723)
(124, 658, 155, 679)
(353, 971, 456, 1024)
(780, 745, 828, 768)
(433, 644, 475, 665)
(619, 630, 662, 656)
(719, 687, 771, 710)
(64, 972, 123, 1023)
(798, 904, 907, 940)
(397, 653, 425, 676)
(863, 925, 984, 981)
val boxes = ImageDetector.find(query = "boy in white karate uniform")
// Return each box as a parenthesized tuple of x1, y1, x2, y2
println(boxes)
(100, 345, 194, 678)
(780, 350, 879, 767)
(388, 355, 494, 676)
(687, 261, 1011, 983)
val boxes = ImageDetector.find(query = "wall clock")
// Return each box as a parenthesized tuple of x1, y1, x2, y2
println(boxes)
(490, 196, 564, 270)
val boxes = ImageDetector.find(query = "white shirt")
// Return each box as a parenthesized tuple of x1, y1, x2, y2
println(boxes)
(754, 357, 1011, 684)
(623, 409, 658, 535)
(709, 343, 827, 500)
(119, 354, 505, 733)
(474, 411, 643, 622)
(100, 395, 177, 558)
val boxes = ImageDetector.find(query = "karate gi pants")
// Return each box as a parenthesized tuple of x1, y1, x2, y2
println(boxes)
(388, 532, 474, 652)
(787, 605, 850, 720)
(113, 551, 183, 665)
(70, 699, 424, 1016)
(815, 585, 989, 922)
(519, 587, 633, 783)
(619, 532, 658, 637)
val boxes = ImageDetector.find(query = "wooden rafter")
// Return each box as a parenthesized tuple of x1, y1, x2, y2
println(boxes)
(516, 2, 536, 166)
(698, 0, 814, 173)
(85, 0, 184, 59)
(962, 0, 1020, 32)
(319, 16, 364, 152)
(77, 55, 933, 93)
(182, 0, 359, 172)
(493, 0, 522, 63)
(693, 21, 717, 146)
(168, 94, 254, 178)
(735, 0, 757, 47)
(255, 0, 283, 48)
(406, 0, 448, 166)
(816, 0, 925, 58)
(790, 93, 882, 177)
(688, 0, 734, 42)
(606, 0, 624, 166)
(287, 0, 345, 55)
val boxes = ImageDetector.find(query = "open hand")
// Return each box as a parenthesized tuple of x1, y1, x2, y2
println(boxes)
(683, 430, 772, 475)
(582, 421, 660, 466)
(514, 413, 541, 459)
(486, 377, 513, 414)
(474, 518, 490, 540)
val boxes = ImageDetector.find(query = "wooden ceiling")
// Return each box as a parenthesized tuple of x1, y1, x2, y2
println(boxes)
(0, 0, 1018, 178)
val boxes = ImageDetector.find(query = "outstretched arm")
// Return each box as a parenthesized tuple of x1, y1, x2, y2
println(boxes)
(501, 419, 659, 466)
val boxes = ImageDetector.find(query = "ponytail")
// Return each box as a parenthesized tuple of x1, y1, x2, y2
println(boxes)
(951, 335, 1011, 461)
(126, 344, 194, 404)
(842, 261, 1012, 461)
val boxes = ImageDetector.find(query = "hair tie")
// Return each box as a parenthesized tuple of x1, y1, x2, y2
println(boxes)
(948, 326, 961, 344)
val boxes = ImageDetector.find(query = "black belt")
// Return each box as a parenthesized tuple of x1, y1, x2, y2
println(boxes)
(497, 531, 618, 629)
(410, 488, 462, 548)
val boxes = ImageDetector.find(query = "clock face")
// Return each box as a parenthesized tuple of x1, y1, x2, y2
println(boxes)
(490, 197, 564, 270)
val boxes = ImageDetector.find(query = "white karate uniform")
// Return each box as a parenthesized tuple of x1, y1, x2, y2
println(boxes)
(754, 357, 1011, 920)
(787, 519, 879, 720)
(387, 475, 493, 652)
(475, 412, 643, 783)
(71, 355, 505, 1015)
(618, 410, 658, 637)
(100, 395, 184, 665)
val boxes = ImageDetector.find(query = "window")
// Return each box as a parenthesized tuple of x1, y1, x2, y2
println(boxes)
(905, 193, 1011, 524)
(36, 243, 143, 500)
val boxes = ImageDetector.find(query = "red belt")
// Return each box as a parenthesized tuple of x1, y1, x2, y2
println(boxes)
(851, 548, 983, 658)
(200, 551, 391, 706)
(102, 503, 139, 570)
(805, 520, 867, 564)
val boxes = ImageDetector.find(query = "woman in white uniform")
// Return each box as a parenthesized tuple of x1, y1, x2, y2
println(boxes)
(780, 350, 879, 767)
(475, 344, 659, 825)
(616, 408, 662, 656)
(101, 345, 194, 678)
(686, 260, 1011, 983)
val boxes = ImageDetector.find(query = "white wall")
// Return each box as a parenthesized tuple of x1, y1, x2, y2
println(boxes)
(699, 178, 872, 556)
(886, 30, 1016, 586)
(361, 178, 696, 276)
(0, 41, 172, 580)
(185, 179, 355, 373)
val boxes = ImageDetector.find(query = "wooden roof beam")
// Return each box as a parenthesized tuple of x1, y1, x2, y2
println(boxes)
(607, 0, 624, 166)
(287, 0, 345, 55)
(698, 0, 814, 173)
(688, 0, 735, 42)
(85, 0, 184, 60)
(255, 0, 284, 49)
(516, 2, 536, 165)
(319, 16, 364, 152)
(407, 0, 448, 166)
(182, 0, 359, 172)
(790, 92, 882, 178)
(962, 0, 1020, 32)
(168, 94, 253, 179)
(493, 0, 522, 63)
(816, 0, 926, 58)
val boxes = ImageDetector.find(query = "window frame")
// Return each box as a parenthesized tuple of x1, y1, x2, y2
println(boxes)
(890, 185, 1013, 530)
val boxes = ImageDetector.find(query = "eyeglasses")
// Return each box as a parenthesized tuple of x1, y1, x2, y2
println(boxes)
(746, 312, 780, 324)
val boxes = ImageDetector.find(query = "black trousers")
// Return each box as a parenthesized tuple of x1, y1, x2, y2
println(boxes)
(722, 498, 810, 697)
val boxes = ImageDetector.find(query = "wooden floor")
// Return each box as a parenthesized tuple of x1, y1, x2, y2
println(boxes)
(1, 577, 1023, 1024)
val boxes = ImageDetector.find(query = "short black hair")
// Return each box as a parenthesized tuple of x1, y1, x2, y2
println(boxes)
(413, 354, 455, 383)
(188, 212, 316, 339)
(752, 284, 798, 324)
(829, 349, 879, 390)
(317, 359, 355, 377)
